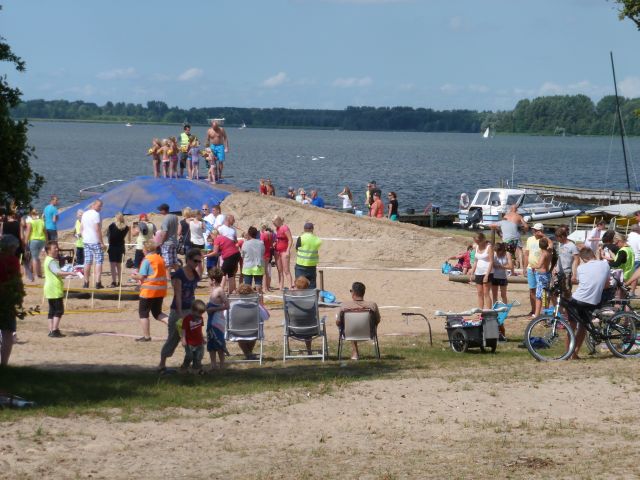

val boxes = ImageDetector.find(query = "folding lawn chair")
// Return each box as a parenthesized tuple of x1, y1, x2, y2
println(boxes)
(337, 308, 380, 360)
(225, 293, 264, 364)
(282, 289, 328, 362)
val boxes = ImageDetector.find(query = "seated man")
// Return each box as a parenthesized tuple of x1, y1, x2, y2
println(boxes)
(336, 281, 381, 360)
(565, 247, 610, 359)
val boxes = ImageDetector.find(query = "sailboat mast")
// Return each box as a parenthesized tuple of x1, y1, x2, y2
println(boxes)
(610, 51, 632, 201)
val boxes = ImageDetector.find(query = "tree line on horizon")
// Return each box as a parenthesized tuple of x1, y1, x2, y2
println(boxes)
(10, 94, 640, 136)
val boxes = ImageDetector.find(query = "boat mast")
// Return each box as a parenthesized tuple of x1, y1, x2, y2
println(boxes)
(610, 51, 632, 201)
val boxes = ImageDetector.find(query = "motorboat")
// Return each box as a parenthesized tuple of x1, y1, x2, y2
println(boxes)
(125, 123, 132, 127)
(457, 188, 582, 228)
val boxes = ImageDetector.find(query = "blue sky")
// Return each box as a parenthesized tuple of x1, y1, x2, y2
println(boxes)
(2, 0, 639, 111)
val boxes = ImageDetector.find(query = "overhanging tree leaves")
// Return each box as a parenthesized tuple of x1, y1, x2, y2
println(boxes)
(0, 5, 43, 210)
(613, 0, 640, 29)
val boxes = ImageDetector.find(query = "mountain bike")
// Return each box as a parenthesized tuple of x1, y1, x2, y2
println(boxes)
(524, 283, 639, 361)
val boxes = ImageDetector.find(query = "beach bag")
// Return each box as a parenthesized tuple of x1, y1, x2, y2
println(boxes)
(441, 262, 452, 274)
(319, 290, 336, 303)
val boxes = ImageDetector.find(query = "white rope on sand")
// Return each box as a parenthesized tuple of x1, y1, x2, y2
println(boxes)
(321, 266, 438, 272)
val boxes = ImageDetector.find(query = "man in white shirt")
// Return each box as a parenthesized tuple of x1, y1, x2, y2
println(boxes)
(212, 204, 226, 230)
(217, 214, 237, 242)
(585, 220, 607, 252)
(81, 199, 104, 289)
(566, 248, 610, 359)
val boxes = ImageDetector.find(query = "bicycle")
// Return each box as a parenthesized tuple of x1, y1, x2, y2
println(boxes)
(524, 283, 639, 361)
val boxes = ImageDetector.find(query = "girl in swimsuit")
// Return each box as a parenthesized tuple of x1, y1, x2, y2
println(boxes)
(272, 215, 293, 289)
(160, 139, 170, 178)
(169, 137, 179, 179)
(146, 138, 161, 178)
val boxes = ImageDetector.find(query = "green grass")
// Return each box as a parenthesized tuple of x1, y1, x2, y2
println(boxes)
(0, 335, 536, 420)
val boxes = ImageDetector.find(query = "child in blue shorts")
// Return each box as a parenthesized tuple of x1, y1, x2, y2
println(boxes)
(533, 237, 552, 317)
(206, 268, 229, 369)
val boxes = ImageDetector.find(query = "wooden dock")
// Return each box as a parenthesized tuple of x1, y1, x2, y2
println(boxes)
(518, 183, 640, 204)
(398, 212, 457, 228)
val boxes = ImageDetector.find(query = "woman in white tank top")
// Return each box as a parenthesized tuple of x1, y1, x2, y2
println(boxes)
(189, 210, 206, 248)
(470, 232, 494, 309)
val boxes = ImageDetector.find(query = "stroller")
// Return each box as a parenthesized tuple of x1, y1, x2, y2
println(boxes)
(437, 307, 507, 353)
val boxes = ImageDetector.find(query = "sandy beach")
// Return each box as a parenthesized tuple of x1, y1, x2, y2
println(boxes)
(3, 191, 640, 479)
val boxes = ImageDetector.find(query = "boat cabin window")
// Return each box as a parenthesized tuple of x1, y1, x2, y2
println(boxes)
(472, 191, 490, 205)
(522, 193, 543, 204)
(489, 192, 502, 206)
(506, 194, 523, 206)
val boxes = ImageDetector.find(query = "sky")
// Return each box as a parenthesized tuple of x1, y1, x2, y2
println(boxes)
(1, 0, 640, 111)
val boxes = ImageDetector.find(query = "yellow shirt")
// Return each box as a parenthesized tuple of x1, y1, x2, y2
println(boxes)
(526, 235, 541, 269)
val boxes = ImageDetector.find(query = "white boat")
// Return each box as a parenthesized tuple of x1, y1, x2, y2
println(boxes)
(239, 122, 246, 129)
(125, 123, 132, 127)
(207, 117, 225, 125)
(482, 127, 490, 138)
(457, 188, 582, 228)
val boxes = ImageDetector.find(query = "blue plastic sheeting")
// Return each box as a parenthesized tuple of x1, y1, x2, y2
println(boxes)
(57, 176, 230, 230)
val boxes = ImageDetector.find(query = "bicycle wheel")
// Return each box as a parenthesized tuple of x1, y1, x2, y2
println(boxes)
(585, 332, 599, 355)
(604, 311, 639, 358)
(524, 315, 575, 361)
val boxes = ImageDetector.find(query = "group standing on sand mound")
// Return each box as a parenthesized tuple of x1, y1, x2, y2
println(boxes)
(146, 120, 229, 182)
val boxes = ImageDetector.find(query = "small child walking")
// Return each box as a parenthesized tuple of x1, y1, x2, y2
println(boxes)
(180, 299, 206, 373)
(206, 268, 229, 369)
(43, 241, 76, 337)
(188, 137, 201, 180)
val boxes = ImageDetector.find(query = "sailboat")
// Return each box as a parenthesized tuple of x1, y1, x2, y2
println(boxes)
(239, 122, 246, 129)
(482, 127, 490, 138)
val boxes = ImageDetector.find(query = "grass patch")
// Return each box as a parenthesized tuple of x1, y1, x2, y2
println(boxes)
(0, 334, 559, 420)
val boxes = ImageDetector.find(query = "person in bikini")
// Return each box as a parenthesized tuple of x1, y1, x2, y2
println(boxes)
(206, 120, 229, 180)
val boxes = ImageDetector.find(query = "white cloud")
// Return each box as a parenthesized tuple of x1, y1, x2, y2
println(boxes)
(332, 76, 372, 88)
(619, 76, 640, 98)
(178, 68, 204, 81)
(398, 83, 415, 91)
(262, 72, 289, 88)
(537, 80, 605, 97)
(468, 84, 490, 93)
(449, 16, 463, 31)
(322, 0, 410, 3)
(439, 83, 460, 94)
(97, 67, 137, 80)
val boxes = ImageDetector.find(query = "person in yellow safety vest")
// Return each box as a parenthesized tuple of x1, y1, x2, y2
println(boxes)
(131, 240, 169, 342)
(295, 222, 322, 289)
(609, 234, 635, 282)
(43, 241, 76, 338)
(179, 123, 192, 179)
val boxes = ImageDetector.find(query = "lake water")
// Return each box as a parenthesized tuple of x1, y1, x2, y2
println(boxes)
(27, 120, 640, 212)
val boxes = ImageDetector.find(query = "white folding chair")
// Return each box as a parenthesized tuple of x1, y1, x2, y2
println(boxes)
(337, 308, 380, 360)
(282, 289, 327, 362)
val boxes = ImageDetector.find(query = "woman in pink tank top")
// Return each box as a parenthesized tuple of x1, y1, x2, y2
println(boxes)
(272, 216, 293, 289)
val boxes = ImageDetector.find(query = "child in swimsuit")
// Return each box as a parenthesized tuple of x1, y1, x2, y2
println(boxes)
(168, 137, 179, 179)
(146, 138, 162, 178)
(206, 268, 229, 369)
(189, 137, 201, 180)
(160, 139, 170, 178)
(204, 148, 218, 183)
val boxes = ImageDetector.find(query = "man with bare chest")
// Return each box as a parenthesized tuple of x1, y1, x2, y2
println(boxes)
(206, 120, 230, 179)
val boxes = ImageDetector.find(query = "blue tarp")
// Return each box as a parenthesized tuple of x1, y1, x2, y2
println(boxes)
(58, 176, 231, 230)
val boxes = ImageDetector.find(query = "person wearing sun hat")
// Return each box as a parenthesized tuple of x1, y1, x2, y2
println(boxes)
(295, 222, 322, 289)
(524, 223, 547, 316)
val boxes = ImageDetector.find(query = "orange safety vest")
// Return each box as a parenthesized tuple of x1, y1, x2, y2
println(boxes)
(139, 253, 168, 299)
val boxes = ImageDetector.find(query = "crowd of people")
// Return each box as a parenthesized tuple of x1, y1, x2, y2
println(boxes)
(146, 121, 229, 182)
(448, 207, 640, 358)
(0, 194, 381, 369)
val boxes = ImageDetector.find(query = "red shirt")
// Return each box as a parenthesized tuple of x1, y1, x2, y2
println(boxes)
(275, 225, 290, 252)
(259, 185, 268, 195)
(214, 234, 239, 259)
(260, 231, 273, 260)
(182, 314, 204, 346)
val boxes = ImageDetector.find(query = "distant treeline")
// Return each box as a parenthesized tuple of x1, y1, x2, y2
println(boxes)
(10, 94, 640, 135)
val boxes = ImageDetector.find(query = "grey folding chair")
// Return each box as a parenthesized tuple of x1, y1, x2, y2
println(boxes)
(282, 289, 327, 362)
(225, 293, 264, 364)
(337, 308, 380, 360)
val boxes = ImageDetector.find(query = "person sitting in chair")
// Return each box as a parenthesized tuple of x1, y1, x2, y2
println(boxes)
(336, 281, 381, 360)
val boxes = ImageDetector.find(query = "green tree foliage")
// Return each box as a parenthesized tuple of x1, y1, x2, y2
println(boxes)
(614, 0, 640, 29)
(0, 7, 43, 210)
